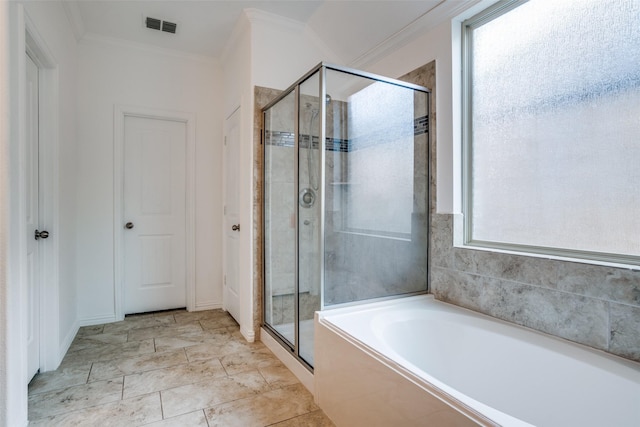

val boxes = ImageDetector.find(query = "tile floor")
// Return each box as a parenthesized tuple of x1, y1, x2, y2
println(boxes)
(28, 309, 336, 426)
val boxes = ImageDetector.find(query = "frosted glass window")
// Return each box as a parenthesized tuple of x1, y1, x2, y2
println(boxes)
(464, 0, 640, 262)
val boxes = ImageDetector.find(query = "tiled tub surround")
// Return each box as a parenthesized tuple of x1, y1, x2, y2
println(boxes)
(431, 213, 640, 362)
(315, 295, 640, 427)
(28, 308, 335, 426)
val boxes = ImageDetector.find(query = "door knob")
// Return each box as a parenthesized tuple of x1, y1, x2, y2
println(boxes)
(35, 229, 49, 240)
(125, 222, 134, 229)
(231, 224, 240, 231)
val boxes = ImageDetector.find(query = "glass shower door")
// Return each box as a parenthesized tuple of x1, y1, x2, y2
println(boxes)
(263, 91, 296, 348)
(298, 74, 321, 366)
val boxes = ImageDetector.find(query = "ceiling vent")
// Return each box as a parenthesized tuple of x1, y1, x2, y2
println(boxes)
(145, 16, 177, 34)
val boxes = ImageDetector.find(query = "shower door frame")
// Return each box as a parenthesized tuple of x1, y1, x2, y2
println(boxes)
(261, 62, 431, 371)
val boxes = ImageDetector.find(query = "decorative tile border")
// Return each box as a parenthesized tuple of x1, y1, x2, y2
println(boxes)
(265, 131, 350, 153)
(414, 114, 429, 136)
(265, 114, 427, 153)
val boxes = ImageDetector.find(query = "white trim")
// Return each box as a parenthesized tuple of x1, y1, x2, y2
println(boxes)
(349, 0, 485, 69)
(194, 301, 224, 311)
(114, 105, 196, 318)
(458, 1, 640, 270)
(453, 210, 640, 271)
(24, 10, 62, 374)
(58, 320, 79, 363)
(78, 315, 118, 327)
(6, 4, 29, 425)
(261, 327, 314, 394)
(240, 326, 256, 343)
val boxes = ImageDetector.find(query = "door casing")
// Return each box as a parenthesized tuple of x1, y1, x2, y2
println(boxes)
(223, 107, 241, 323)
(24, 10, 60, 374)
(114, 105, 196, 319)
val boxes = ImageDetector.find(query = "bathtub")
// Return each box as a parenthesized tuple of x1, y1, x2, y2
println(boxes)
(314, 295, 640, 427)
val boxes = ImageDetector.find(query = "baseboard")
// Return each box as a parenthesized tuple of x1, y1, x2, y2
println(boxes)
(240, 326, 256, 343)
(193, 301, 223, 311)
(58, 319, 80, 366)
(78, 314, 118, 327)
(260, 327, 314, 395)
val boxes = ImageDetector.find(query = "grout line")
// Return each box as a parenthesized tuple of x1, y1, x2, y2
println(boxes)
(606, 300, 612, 350)
(159, 391, 165, 420)
(86, 362, 94, 384)
(203, 409, 211, 427)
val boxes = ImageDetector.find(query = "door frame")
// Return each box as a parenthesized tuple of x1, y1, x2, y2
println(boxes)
(24, 10, 60, 373)
(5, 5, 61, 423)
(114, 105, 196, 318)
(222, 106, 241, 322)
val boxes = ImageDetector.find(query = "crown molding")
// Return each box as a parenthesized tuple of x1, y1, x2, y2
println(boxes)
(349, 0, 484, 69)
(80, 32, 219, 65)
(61, 0, 85, 41)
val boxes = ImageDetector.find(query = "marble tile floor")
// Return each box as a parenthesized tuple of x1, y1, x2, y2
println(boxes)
(28, 309, 335, 427)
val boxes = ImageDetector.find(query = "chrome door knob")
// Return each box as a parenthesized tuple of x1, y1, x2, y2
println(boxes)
(125, 222, 134, 229)
(35, 229, 49, 240)
(231, 224, 240, 231)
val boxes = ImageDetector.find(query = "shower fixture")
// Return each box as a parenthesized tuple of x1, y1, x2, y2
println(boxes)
(306, 105, 320, 193)
(299, 187, 316, 209)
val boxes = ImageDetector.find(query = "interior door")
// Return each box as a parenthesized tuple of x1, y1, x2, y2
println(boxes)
(25, 52, 40, 381)
(123, 116, 186, 314)
(224, 108, 241, 322)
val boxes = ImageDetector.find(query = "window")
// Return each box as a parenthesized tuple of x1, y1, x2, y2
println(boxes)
(462, 0, 640, 264)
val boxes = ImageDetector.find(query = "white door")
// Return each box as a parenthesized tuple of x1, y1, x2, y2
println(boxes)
(25, 52, 41, 381)
(123, 116, 186, 314)
(224, 109, 241, 322)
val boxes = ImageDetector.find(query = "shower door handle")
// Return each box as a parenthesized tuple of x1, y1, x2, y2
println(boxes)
(231, 224, 240, 231)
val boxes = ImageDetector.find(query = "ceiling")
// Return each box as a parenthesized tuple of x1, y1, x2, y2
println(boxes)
(67, 0, 453, 63)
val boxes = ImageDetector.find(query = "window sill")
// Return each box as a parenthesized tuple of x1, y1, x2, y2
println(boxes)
(450, 215, 640, 271)
(454, 240, 640, 272)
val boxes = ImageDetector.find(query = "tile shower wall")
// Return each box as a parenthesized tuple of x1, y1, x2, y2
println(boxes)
(254, 86, 282, 336)
(323, 65, 433, 306)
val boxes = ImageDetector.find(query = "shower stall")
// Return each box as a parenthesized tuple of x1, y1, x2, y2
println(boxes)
(262, 63, 430, 369)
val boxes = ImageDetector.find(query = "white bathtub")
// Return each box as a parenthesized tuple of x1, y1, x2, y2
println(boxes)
(314, 295, 640, 427)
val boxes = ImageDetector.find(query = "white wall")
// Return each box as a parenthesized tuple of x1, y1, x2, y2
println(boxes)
(76, 37, 223, 323)
(249, 9, 341, 90)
